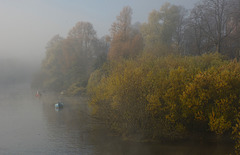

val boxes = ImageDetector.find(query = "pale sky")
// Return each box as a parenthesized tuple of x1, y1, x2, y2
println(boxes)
(0, 0, 198, 63)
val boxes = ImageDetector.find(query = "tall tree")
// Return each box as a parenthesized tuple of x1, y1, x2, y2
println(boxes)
(42, 34, 64, 75)
(108, 6, 143, 60)
(225, 0, 240, 58)
(110, 6, 132, 39)
(68, 21, 97, 57)
(141, 3, 188, 56)
(141, 9, 163, 55)
(188, 0, 238, 55)
(93, 35, 110, 69)
(41, 34, 65, 90)
(64, 22, 99, 87)
(37, 21, 104, 91)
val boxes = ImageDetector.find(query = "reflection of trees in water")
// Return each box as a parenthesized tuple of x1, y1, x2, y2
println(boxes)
(40, 94, 234, 155)
(40, 94, 133, 154)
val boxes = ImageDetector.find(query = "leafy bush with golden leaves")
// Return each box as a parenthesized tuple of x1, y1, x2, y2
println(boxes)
(181, 61, 240, 135)
(87, 52, 233, 140)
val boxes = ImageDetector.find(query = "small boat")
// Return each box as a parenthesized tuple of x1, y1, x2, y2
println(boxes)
(55, 102, 64, 109)
(35, 91, 41, 98)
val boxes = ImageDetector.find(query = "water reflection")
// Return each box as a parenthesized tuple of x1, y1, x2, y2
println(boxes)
(41, 93, 234, 155)
(0, 83, 234, 154)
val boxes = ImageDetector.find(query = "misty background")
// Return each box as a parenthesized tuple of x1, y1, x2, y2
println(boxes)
(0, 0, 197, 65)
(0, 1, 237, 154)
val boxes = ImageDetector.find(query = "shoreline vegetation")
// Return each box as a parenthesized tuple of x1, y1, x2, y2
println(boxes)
(31, 0, 240, 153)
(87, 53, 239, 143)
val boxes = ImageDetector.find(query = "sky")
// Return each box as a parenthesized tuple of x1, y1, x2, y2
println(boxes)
(0, 0, 199, 64)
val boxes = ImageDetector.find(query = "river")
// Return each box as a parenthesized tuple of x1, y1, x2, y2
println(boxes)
(0, 82, 234, 154)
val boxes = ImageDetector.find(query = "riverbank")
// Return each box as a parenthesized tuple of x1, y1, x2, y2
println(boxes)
(32, 90, 234, 154)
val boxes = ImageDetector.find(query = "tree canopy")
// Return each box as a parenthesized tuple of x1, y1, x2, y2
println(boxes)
(108, 6, 143, 60)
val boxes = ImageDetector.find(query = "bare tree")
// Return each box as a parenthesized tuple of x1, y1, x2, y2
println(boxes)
(186, 0, 240, 56)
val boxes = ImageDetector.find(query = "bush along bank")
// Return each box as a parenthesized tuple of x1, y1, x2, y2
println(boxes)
(87, 53, 240, 152)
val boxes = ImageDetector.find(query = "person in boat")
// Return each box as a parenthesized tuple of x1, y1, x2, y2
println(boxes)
(55, 101, 63, 109)
(35, 91, 41, 97)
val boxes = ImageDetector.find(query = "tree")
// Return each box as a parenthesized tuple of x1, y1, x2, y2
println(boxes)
(225, 0, 240, 58)
(187, 0, 239, 55)
(110, 6, 132, 39)
(184, 12, 206, 55)
(45, 34, 64, 50)
(141, 10, 163, 55)
(172, 6, 188, 55)
(68, 21, 97, 57)
(108, 6, 143, 60)
(141, 3, 188, 56)
(63, 22, 99, 89)
(40, 34, 65, 90)
(34, 21, 105, 92)
(93, 36, 110, 69)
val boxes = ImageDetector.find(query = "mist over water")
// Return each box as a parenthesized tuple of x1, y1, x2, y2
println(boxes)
(0, 70, 234, 154)
(0, 0, 237, 153)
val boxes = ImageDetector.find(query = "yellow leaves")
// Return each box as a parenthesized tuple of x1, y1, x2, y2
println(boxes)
(209, 112, 231, 135)
(181, 60, 240, 136)
(87, 52, 240, 140)
(146, 94, 160, 105)
(232, 116, 240, 154)
(66, 82, 86, 96)
(111, 95, 120, 109)
(195, 111, 205, 121)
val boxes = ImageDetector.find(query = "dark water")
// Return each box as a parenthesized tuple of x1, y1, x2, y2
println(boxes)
(0, 83, 234, 154)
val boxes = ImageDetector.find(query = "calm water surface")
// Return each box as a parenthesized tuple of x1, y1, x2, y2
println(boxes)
(0, 83, 234, 154)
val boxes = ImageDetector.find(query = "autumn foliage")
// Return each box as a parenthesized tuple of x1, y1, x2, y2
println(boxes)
(88, 53, 240, 143)
(33, 22, 109, 94)
(108, 6, 143, 60)
(32, 2, 240, 153)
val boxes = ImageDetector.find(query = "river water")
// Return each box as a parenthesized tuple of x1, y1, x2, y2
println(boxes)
(0, 83, 234, 154)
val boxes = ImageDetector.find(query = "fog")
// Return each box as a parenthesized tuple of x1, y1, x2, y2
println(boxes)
(0, 0, 198, 65)
(0, 58, 36, 87)
(3, 1, 235, 154)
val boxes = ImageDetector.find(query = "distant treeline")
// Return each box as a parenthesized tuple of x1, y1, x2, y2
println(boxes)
(32, 0, 240, 93)
(32, 0, 240, 153)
